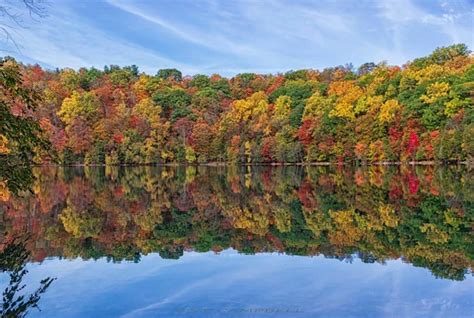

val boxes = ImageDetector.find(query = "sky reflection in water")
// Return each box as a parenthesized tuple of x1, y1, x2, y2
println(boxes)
(7, 250, 473, 318)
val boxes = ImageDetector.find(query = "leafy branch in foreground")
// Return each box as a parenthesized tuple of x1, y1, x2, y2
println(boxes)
(0, 57, 51, 194)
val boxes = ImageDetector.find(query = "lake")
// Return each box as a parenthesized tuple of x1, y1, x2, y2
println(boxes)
(0, 166, 473, 317)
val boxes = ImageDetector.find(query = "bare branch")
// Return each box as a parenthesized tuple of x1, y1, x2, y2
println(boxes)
(22, 0, 48, 18)
(0, 0, 48, 51)
(0, 26, 21, 52)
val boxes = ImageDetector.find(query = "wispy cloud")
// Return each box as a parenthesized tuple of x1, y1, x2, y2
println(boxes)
(3, 2, 197, 73)
(105, 0, 263, 58)
(376, 0, 473, 58)
(3, 0, 472, 76)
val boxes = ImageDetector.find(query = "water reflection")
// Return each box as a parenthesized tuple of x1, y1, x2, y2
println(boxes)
(0, 238, 55, 317)
(0, 166, 472, 281)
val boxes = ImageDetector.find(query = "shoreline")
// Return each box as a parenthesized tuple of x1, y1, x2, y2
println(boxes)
(35, 160, 469, 168)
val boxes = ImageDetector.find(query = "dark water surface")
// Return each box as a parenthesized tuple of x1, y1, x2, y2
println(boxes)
(0, 166, 473, 317)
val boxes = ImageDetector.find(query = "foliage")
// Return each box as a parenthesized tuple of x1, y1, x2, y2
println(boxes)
(1, 45, 473, 165)
(0, 57, 51, 194)
(0, 166, 472, 281)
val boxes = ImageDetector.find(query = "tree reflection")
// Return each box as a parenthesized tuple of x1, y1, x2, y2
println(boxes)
(0, 166, 472, 281)
(0, 237, 55, 318)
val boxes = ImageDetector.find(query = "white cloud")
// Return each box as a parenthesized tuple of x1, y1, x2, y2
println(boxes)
(4, 2, 197, 74)
(105, 0, 263, 58)
(377, 0, 473, 49)
(2, 0, 471, 75)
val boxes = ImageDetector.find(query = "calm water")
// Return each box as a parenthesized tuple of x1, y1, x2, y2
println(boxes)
(0, 166, 473, 317)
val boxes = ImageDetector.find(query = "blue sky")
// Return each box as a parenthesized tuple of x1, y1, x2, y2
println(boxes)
(2, 0, 473, 76)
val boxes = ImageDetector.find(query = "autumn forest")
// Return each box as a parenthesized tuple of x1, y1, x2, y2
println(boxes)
(1, 44, 473, 166)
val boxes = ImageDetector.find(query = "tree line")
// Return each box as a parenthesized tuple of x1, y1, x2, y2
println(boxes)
(1, 44, 473, 165)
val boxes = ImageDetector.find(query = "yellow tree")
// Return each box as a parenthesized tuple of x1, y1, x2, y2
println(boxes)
(379, 99, 401, 123)
(221, 91, 269, 162)
(302, 91, 332, 121)
(328, 80, 363, 120)
(272, 95, 291, 128)
(57, 91, 99, 125)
